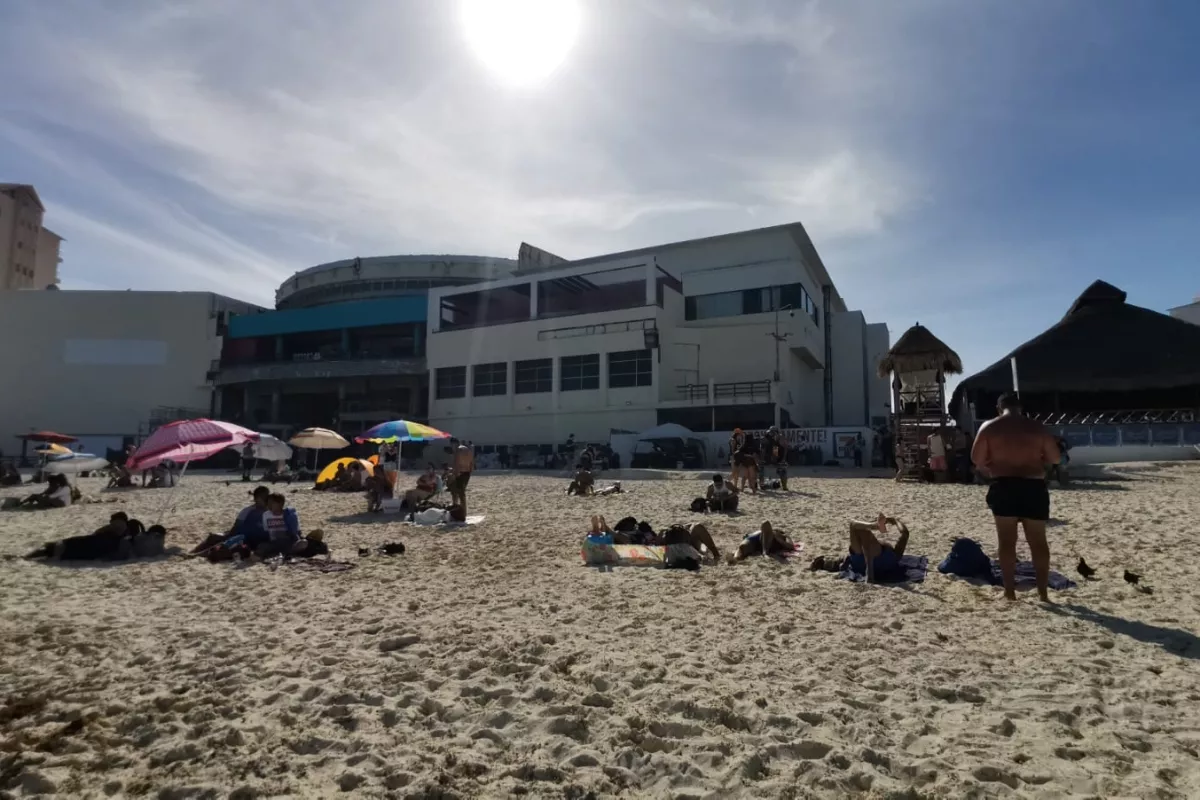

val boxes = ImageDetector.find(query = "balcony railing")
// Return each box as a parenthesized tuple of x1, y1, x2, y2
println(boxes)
(674, 380, 773, 404)
(1028, 408, 1197, 425)
(214, 353, 425, 385)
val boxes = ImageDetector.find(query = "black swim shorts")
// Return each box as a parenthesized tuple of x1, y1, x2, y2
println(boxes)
(986, 477, 1050, 521)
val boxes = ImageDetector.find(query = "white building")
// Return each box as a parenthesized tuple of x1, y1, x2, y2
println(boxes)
(0, 290, 260, 459)
(1169, 298, 1200, 326)
(1, 183, 62, 290)
(425, 223, 890, 446)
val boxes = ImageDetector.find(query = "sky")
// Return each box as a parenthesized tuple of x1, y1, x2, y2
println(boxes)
(2, 0, 1198, 383)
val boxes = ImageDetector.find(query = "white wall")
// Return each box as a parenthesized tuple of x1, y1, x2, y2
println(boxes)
(865, 322, 892, 425)
(0, 291, 254, 450)
(1170, 302, 1200, 325)
(829, 311, 868, 426)
(33, 228, 62, 289)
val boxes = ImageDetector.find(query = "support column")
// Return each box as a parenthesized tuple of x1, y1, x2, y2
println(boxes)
(270, 388, 281, 423)
(340, 328, 351, 356)
(508, 360, 516, 412)
(414, 324, 424, 357)
(644, 262, 656, 305)
(599, 352, 609, 406)
(530, 281, 539, 319)
(552, 357, 561, 412)
(212, 388, 223, 419)
(242, 389, 253, 422)
(274, 335, 284, 361)
(408, 380, 421, 419)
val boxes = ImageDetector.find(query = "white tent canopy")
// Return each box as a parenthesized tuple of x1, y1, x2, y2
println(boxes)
(636, 422, 695, 440)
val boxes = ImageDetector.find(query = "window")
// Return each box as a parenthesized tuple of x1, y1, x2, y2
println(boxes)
(515, 358, 553, 394)
(608, 349, 652, 388)
(435, 366, 466, 399)
(684, 282, 821, 326)
(472, 362, 508, 396)
(537, 265, 647, 319)
(560, 354, 599, 391)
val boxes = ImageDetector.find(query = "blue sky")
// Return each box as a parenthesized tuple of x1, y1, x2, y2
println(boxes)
(2, 0, 1198, 384)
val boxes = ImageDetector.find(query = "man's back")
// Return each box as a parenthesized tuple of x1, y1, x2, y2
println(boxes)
(972, 414, 1058, 479)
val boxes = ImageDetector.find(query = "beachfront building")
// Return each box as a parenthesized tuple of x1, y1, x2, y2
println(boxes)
(950, 280, 1200, 462)
(1170, 297, 1200, 326)
(0, 289, 260, 460)
(1, 183, 63, 290)
(425, 223, 891, 448)
(211, 254, 516, 438)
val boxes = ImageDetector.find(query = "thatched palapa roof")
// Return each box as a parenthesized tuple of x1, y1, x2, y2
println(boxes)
(877, 324, 963, 378)
(952, 280, 1200, 398)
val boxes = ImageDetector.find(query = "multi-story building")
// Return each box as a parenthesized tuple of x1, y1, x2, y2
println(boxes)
(1169, 297, 1200, 326)
(425, 222, 891, 446)
(0, 290, 260, 459)
(212, 254, 517, 437)
(1, 183, 62, 290)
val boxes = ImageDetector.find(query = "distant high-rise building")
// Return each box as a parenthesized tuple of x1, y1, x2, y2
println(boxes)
(1, 183, 62, 290)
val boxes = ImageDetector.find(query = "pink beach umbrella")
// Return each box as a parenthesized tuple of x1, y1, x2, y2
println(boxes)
(127, 419, 259, 471)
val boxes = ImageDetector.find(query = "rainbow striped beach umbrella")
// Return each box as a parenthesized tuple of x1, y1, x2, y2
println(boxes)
(355, 420, 451, 444)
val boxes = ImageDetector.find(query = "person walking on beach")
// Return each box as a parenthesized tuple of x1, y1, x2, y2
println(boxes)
(971, 393, 1060, 602)
(450, 439, 475, 515)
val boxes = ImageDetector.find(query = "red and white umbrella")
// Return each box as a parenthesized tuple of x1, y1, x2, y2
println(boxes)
(128, 419, 259, 471)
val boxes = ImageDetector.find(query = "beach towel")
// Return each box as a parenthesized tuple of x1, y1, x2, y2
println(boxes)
(991, 560, 1076, 591)
(775, 541, 805, 561)
(839, 554, 928, 584)
(405, 513, 486, 528)
(279, 559, 356, 574)
(583, 541, 665, 567)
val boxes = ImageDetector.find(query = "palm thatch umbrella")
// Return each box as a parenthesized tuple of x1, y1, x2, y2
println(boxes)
(877, 324, 964, 378)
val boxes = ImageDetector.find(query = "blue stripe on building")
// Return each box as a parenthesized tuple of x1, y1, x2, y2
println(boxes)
(227, 295, 427, 338)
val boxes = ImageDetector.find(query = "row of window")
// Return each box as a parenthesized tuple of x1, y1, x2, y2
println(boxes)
(435, 350, 653, 399)
(684, 282, 821, 326)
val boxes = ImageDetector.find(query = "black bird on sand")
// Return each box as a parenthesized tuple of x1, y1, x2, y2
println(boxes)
(1124, 570, 1141, 585)
(1076, 558, 1098, 580)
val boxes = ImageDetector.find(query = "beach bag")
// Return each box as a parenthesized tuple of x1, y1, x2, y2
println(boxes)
(613, 516, 638, 533)
(938, 537, 993, 580)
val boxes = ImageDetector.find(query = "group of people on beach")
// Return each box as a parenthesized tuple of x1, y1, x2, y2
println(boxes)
(727, 426, 791, 493)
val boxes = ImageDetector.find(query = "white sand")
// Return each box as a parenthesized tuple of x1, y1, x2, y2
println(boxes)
(2, 465, 1200, 798)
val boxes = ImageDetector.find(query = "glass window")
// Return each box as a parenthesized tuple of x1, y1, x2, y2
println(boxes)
(560, 354, 600, 392)
(440, 284, 532, 330)
(435, 366, 466, 399)
(472, 362, 508, 396)
(608, 350, 652, 388)
(689, 290, 743, 320)
(515, 358, 553, 394)
(537, 265, 647, 319)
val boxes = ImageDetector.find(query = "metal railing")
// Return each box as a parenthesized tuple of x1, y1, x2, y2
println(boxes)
(675, 380, 773, 403)
(1029, 408, 1197, 425)
(537, 317, 656, 341)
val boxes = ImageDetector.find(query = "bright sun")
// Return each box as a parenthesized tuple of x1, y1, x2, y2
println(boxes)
(459, 0, 581, 86)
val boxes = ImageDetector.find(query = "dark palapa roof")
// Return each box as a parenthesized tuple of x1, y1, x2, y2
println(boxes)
(953, 280, 1200, 398)
(877, 324, 963, 378)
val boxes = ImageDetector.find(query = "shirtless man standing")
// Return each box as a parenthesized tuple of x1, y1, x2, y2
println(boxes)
(450, 439, 475, 515)
(971, 393, 1060, 602)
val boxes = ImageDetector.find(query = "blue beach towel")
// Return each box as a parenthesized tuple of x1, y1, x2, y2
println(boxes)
(839, 554, 928, 584)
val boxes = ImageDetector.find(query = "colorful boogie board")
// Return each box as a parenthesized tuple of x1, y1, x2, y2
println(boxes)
(581, 541, 705, 567)
(581, 541, 666, 566)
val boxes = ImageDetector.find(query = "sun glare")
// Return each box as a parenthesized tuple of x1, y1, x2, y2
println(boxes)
(459, 0, 581, 87)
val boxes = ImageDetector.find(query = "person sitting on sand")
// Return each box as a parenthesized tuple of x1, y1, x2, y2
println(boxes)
(315, 463, 348, 491)
(590, 515, 721, 562)
(396, 465, 438, 510)
(365, 470, 393, 513)
(1, 463, 21, 486)
(12, 474, 73, 509)
(733, 521, 794, 561)
(705, 474, 739, 512)
(25, 511, 142, 561)
(190, 486, 270, 556)
(567, 465, 595, 496)
(846, 514, 910, 583)
(341, 461, 367, 492)
(147, 462, 178, 489)
(257, 493, 302, 558)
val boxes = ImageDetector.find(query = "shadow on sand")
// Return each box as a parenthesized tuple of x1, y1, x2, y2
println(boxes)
(1046, 603, 1199, 660)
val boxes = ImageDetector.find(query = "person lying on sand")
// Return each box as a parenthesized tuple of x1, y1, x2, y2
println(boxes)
(191, 486, 270, 555)
(25, 511, 161, 561)
(594, 481, 623, 496)
(847, 513, 910, 583)
(732, 520, 793, 561)
(589, 515, 720, 562)
(706, 474, 739, 512)
(567, 465, 595, 496)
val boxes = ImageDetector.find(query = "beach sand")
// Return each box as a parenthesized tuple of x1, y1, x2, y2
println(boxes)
(2, 464, 1199, 799)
